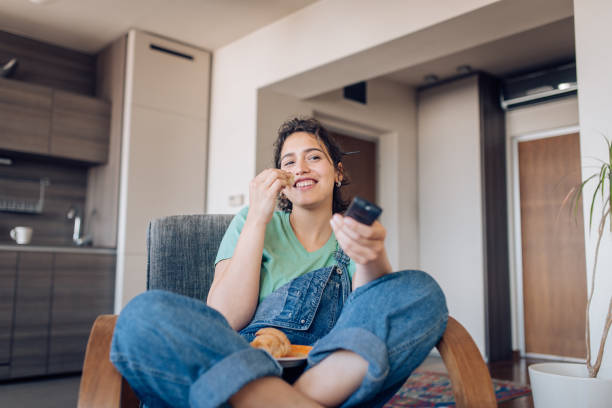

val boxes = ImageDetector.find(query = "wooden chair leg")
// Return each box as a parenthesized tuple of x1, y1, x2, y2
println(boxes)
(436, 316, 497, 408)
(78, 314, 139, 408)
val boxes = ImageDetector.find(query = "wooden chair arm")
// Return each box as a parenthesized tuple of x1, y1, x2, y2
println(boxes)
(78, 315, 494, 407)
(78, 314, 139, 408)
(436, 316, 497, 408)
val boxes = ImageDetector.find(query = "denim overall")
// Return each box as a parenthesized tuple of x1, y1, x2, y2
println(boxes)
(239, 245, 352, 346)
(110, 246, 448, 408)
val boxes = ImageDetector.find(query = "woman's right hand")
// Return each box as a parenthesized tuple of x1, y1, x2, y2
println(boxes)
(209, 169, 291, 329)
(248, 169, 293, 225)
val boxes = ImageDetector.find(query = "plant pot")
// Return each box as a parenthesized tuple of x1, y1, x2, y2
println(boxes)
(529, 362, 612, 408)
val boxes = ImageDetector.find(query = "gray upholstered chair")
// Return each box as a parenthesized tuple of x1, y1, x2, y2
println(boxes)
(77, 215, 496, 408)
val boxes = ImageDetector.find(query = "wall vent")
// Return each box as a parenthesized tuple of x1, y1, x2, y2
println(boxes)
(343, 81, 367, 104)
(149, 44, 194, 61)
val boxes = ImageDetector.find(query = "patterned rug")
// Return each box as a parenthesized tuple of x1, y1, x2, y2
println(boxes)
(384, 370, 531, 407)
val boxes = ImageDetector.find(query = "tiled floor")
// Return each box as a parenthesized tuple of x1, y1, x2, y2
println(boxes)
(0, 356, 542, 407)
(0, 374, 81, 408)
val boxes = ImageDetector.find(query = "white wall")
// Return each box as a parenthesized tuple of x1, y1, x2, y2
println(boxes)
(417, 76, 487, 356)
(574, 0, 612, 378)
(505, 97, 579, 137)
(255, 78, 418, 269)
(115, 30, 210, 311)
(256, 90, 310, 172)
(505, 96, 579, 352)
(207, 0, 572, 215)
(85, 36, 126, 248)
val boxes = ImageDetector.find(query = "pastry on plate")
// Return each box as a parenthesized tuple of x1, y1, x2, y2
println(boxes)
(250, 327, 291, 358)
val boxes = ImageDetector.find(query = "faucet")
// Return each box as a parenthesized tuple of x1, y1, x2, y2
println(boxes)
(66, 206, 93, 246)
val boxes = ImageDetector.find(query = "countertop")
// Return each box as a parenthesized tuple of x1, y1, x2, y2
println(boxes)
(0, 244, 116, 254)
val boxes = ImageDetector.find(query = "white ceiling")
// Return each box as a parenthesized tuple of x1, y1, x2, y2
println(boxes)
(384, 17, 575, 86)
(0, 0, 575, 90)
(0, 0, 319, 53)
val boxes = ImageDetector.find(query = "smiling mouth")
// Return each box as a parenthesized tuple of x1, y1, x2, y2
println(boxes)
(294, 179, 317, 188)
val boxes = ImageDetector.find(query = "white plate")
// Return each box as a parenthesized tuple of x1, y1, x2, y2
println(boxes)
(276, 345, 312, 368)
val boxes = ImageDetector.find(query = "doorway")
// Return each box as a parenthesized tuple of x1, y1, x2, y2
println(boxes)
(329, 131, 377, 205)
(514, 130, 587, 360)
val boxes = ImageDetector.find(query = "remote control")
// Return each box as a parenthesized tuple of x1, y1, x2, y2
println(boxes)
(344, 196, 382, 226)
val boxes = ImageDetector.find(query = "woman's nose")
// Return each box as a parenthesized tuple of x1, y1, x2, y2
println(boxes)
(295, 158, 309, 174)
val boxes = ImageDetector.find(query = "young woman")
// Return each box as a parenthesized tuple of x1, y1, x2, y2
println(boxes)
(111, 117, 448, 408)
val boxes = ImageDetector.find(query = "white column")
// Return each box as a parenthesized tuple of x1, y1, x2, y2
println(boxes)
(115, 30, 211, 311)
(417, 76, 487, 357)
(574, 0, 612, 379)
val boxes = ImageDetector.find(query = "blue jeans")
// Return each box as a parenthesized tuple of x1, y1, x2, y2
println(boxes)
(110, 269, 447, 408)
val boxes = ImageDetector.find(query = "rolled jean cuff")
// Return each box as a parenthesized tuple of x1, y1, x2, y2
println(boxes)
(308, 327, 389, 401)
(189, 347, 282, 408)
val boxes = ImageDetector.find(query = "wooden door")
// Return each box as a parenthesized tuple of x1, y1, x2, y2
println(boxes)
(518, 133, 587, 358)
(329, 131, 377, 205)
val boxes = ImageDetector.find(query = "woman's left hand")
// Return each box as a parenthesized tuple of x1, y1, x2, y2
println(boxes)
(330, 214, 392, 288)
(330, 214, 391, 290)
(330, 214, 386, 265)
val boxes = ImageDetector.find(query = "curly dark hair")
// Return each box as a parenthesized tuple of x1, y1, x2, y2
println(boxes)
(273, 117, 350, 214)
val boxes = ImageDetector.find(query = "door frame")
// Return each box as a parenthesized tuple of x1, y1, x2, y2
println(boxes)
(313, 110, 401, 268)
(510, 124, 585, 362)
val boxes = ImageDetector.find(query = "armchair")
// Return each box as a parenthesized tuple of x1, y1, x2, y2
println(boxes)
(78, 214, 496, 408)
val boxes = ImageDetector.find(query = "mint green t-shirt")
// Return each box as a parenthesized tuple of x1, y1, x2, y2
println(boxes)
(214, 206, 356, 302)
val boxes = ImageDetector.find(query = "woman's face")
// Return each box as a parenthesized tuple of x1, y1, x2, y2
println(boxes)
(279, 131, 340, 211)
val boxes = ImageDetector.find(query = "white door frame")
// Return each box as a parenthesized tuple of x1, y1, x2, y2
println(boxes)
(511, 124, 585, 362)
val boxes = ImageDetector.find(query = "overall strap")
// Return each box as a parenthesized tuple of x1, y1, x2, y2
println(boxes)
(334, 242, 351, 269)
(333, 242, 353, 302)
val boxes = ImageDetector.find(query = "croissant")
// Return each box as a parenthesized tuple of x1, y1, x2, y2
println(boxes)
(250, 327, 291, 358)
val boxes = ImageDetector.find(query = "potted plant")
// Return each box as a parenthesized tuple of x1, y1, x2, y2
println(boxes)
(528, 136, 612, 407)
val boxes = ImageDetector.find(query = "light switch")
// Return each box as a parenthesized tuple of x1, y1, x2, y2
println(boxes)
(228, 194, 244, 207)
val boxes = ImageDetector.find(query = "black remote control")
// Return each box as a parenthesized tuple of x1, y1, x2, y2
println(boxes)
(344, 196, 382, 226)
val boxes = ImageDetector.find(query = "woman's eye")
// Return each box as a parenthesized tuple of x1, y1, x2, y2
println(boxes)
(308, 155, 321, 161)
(282, 161, 294, 167)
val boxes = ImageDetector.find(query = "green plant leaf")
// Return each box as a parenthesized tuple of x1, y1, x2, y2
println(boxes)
(599, 165, 607, 201)
(576, 174, 598, 223)
(589, 177, 603, 230)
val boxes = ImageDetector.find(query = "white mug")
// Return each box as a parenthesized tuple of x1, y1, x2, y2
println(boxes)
(10, 226, 33, 245)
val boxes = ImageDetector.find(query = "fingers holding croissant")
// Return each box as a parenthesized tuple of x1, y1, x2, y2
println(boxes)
(250, 327, 291, 358)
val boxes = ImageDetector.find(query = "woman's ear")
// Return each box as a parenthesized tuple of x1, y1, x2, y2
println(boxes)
(336, 162, 344, 184)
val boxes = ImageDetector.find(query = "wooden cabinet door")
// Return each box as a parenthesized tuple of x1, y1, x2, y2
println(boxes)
(0, 77, 52, 155)
(50, 90, 111, 164)
(48, 253, 115, 374)
(10, 252, 53, 378)
(0, 251, 17, 377)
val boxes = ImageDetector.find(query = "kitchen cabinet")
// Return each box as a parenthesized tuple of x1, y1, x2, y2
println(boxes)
(0, 78, 110, 164)
(0, 252, 17, 376)
(50, 91, 111, 163)
(0, 250, 115, 380)
(132, 33, 209, 119)
(0, 78, 52, 155)
(10, 252, 53, 378)
(48, 253, 115, 374)
(115, 31, 210, 307)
